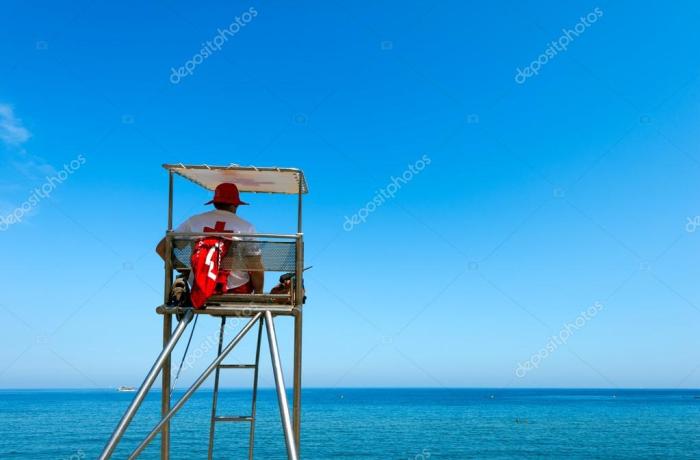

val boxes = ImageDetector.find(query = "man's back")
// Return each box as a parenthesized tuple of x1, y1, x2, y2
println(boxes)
(175, 209, 259, 290)
(175, 209, 256, 235)
(156, 182, 264, 294)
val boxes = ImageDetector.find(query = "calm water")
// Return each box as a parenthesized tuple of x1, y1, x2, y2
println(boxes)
(1, 388, 699, 459)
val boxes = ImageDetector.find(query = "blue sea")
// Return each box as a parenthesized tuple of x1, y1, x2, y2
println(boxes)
(1, 388, 700, 459)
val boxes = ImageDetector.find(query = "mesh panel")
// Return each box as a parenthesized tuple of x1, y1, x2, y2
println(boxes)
(171, 238, 296, 272)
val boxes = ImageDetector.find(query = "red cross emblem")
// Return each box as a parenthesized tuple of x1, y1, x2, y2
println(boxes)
(204, 221, 233, 233)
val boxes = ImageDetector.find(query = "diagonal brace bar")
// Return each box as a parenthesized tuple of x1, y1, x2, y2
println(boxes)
(99, 309, 194, 460)
(128, 313, 262, 459)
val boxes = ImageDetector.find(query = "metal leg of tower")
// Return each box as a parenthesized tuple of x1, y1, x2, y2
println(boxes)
(161, 312, 172, 460)
(292, 308, 302, 454)
(249, 318, 264, 460)
(264, 311, 299, 460)
(207, 317, 227, 460)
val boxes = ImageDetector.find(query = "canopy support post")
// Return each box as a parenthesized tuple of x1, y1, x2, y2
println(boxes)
(161, 170, 175, 460)
(292, 174, 303, 454)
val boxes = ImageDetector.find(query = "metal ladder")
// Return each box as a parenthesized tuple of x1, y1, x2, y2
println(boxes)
(207, 316, 264, 460)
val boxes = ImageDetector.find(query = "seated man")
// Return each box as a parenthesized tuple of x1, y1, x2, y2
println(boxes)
(156, 182, 264, 294)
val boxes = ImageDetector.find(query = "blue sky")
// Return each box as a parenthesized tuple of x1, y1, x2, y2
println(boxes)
(1, 0, 699, 389)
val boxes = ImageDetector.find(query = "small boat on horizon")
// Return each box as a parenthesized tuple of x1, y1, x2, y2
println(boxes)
(117, 386, 136, 392)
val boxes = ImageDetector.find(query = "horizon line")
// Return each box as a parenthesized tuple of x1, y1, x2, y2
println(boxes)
(1, 386, 699, 391)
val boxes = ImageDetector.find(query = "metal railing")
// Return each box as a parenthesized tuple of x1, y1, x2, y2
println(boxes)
(166, 231, 305, 307)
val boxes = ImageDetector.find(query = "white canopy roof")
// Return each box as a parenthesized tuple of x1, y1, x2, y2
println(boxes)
(163, 164, 308, 194)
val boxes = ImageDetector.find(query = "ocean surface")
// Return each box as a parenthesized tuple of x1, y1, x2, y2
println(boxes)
(1, 388, 699, 459)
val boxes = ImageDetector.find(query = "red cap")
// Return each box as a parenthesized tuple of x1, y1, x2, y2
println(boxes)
(205, 183, 249, 206)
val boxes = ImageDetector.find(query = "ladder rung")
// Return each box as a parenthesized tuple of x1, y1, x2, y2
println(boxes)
(214, 415, 253, 422)
(218, 364, 256, 369)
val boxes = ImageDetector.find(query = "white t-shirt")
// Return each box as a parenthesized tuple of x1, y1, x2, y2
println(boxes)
(175, 209, 260, 289)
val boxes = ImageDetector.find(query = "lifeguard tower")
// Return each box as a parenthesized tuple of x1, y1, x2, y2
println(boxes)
(100, 164, 307, 460)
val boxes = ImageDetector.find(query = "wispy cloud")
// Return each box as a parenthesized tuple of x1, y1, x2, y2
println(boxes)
(0, 105, 86, 230)
(0, 104, 31, 146)
(0, 104, 57, 181)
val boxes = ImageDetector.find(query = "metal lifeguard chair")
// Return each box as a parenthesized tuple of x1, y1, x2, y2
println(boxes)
(100, 164, 307, 460)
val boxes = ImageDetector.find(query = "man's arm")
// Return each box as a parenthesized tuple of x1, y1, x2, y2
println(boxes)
(155, 237, 166, 261)
(157, 219, 188, 261)
(246, 255, 265, 293)
(250, 271, 264, 294)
